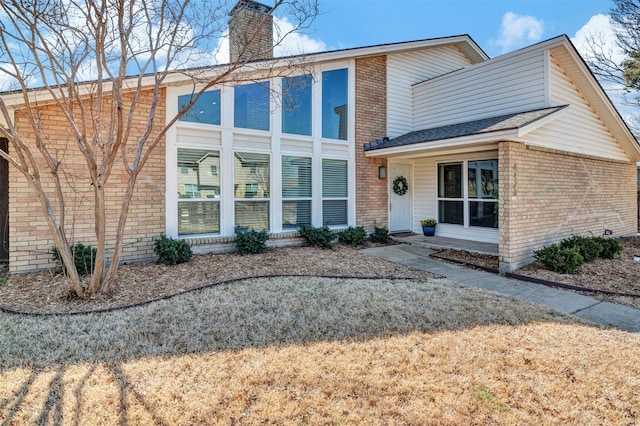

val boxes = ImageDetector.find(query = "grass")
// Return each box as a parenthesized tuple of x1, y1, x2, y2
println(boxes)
(1, 276, 639, 424)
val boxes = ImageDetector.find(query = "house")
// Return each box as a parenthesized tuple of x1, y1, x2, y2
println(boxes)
(1, 0, 639, 274)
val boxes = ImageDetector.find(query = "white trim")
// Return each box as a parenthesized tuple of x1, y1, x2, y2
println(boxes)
(348, 59, 357, 227)
(166, 60, 354, 238)
(434, 158, 499, 243)
(543, 50, 551, 106)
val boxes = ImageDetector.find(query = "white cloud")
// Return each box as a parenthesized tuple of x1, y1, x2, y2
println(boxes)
(273, 16, 327, 57)
(572, 14, 625, 66)
(571, 14, 640, 130)
(492, 12, 544, 53)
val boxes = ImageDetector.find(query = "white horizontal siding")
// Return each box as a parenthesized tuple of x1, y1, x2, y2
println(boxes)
(521, 54, 629, 161)
(412, 52, 547, 130)
(281, 137, 313, 154)
(321, 140, 349, 157)
(176, 127, 222, 147)
(387, 46, 473, 138)
(233, 132, 271, 151)
(412, 157, 437, 231)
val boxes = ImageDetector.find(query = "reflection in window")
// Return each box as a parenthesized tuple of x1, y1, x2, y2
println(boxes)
(178, 90, 221, 125)
(468, 160, 498, 228)
(322, 159, 348, 226)
(234, 82, 270, 131)
(322, 68, 348, 140)
(234, 152, 270, 230)
(438, 162, 464, 225)
(282, 156, 311, 229)
(177, 148, 220, 235)
(282, 75, 312, 136)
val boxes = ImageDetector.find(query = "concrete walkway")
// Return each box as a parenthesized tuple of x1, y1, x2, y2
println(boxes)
(362, 244, 640, 333)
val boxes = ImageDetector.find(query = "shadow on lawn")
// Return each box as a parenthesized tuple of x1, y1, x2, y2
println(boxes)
(0, 276, 583, 422)
(1, 363, 173, 425)
(1, 277, 580, 366)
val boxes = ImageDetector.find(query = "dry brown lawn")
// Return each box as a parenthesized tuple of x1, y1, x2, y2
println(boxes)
(1, 245, 639, 424)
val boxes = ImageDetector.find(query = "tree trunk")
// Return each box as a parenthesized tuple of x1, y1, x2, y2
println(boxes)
(89, 183, 107, 294)
(103, 172, 138, 293)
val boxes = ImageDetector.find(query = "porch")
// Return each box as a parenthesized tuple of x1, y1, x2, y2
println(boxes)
(390, 233, 498, 256)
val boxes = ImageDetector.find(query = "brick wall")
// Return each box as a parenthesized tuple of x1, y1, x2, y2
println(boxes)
(355, 56, 388, 231)
(499, 141, 637, 272)
(9, 89, 166, 273)
(229, 3, 273, 63)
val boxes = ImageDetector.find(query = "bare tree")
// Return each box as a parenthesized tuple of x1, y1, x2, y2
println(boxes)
(583, 1, 640, 102)
(0, 0, 318, 296)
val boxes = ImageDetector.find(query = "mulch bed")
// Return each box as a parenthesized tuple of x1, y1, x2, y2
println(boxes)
(432, 236, 640, 309)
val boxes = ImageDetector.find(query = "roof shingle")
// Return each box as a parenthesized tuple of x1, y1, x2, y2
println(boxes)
(364, 105, 568, 151)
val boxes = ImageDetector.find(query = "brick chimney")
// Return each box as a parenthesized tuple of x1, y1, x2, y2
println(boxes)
(229, 0, 274, 63)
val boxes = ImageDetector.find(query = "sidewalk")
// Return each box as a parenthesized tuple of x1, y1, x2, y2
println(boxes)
(362, 244, 640, 333)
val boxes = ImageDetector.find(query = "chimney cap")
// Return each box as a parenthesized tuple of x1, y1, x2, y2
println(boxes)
(229, 0, 273, 17)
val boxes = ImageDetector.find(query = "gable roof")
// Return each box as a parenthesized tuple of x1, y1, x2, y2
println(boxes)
(365, 105, 568, 152)
(368, 35, 640, 163)
(0, 35, 488, 110)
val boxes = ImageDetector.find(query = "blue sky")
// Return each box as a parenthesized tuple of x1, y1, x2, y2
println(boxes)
(309, 0, 612, 57)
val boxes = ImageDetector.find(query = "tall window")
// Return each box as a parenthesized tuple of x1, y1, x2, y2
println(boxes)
(322, 159, 348, 226)
(437, 159, 498, 229)
(322, 68, 348, 140)
(282, 156, 312, 229)
(282, 75, 312, 136)
(234, 82, 270, 131)
(178, 90, 221, 125)
(234, 152, 270, 230)
(438, 162, 464, 225)
(468, 160, 499, 228)
(177, 149, 220, 235)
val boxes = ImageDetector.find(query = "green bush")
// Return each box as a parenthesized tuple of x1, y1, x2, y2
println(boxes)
(595, 237, 623, 259)
(560, 235, 602, 262)
(235, 229, 269, 254)
(534, 244, 584, 274)
(52, 243, 97, 276)
(369, 226, 391, 244)
(337, 226, 368, 246)
(298, 224, 336, 249)
(153, 235, 193, 266)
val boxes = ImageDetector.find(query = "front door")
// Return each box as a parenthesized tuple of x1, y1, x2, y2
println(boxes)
(0, 138, 8, 262)
(388, 163, 412, 232)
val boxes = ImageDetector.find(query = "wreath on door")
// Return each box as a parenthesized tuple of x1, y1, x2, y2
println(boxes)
(392, 175, 408, 196)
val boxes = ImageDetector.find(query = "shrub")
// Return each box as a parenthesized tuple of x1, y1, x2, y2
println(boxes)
(560, 235, 602, 262)
(595, 237, 623, 259)
(337, 226, 368, 246)
(235, 229, 269, 254)
(369, 226, 391, 244)
(534, 244, 584, 274)
(298, 224, 336, 249)
(52, 243, 97, 276)
(154, 235, 193, 266)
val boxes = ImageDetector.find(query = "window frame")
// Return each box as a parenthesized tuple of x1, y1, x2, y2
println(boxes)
(436, 159, 498, 229)
(282, 155, 312, 229)
(321, 158, 349, 227)
(234, 151, 271, 231)
(176, 148, 221, 237)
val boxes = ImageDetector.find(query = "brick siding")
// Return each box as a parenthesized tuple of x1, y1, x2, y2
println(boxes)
(9, 89, 166, 273)
(355, 56, 388, 231)
(499, 141, 638, 272)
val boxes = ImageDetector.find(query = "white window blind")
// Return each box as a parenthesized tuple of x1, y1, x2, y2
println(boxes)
(235, 152, 270, 230)
(282, 156, 312, 228)
(322, 159, 348, 226)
